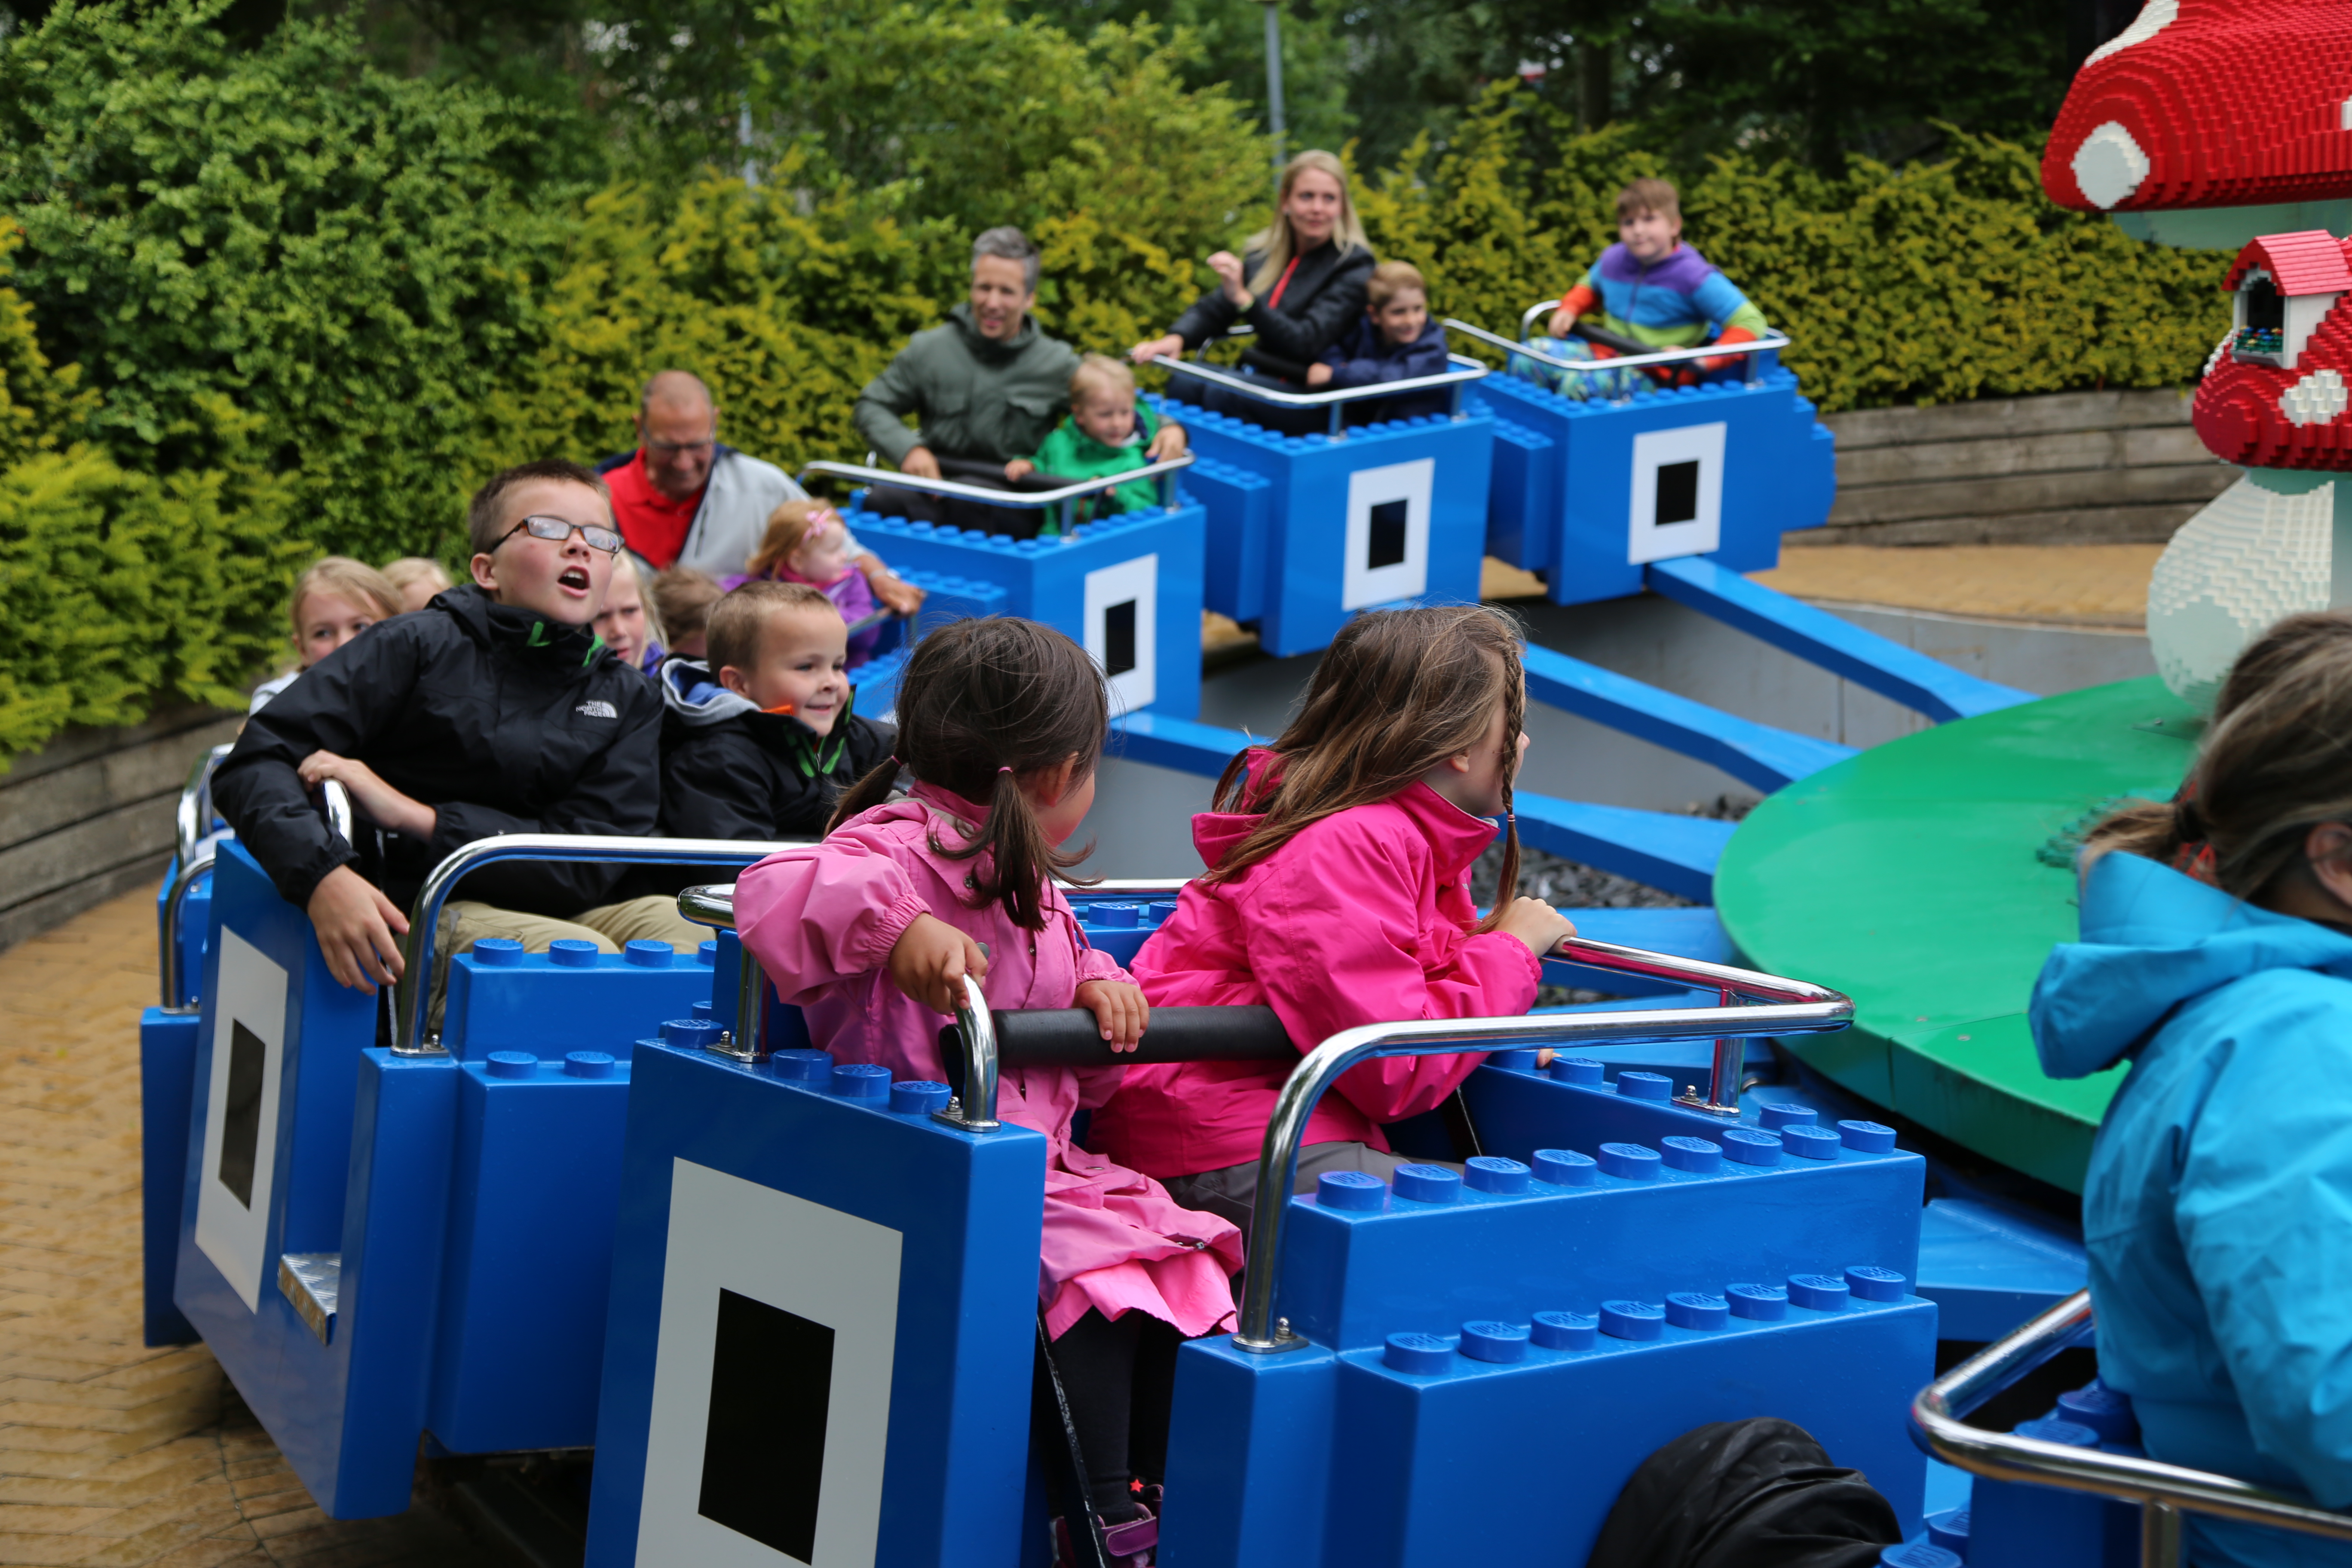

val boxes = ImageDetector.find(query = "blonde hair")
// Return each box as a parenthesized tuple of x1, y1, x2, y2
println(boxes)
(381, 557, 453, 600)
(1617, 177, 1681, 224)
(652, 567, 724, 644)
(289, 557, 401, 637)
(1070, 353, 1136, 406)
(2085, 610, 2352, 899)
(745, 499, 844, 580)
(603, 553, 668, 650)
(1367, 260, 1427, 311)
(1246, 150, 1371, 298)
(707, 580, 836, 676)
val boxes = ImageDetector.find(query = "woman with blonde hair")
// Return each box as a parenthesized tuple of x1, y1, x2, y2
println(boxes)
(1129, 149, 1376, 434)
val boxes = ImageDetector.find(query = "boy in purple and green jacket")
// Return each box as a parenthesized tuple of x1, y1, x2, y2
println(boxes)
(1537, 177, 1768, 394)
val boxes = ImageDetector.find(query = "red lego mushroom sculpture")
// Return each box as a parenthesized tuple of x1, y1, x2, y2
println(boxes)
(2193, 230, 2352, 469)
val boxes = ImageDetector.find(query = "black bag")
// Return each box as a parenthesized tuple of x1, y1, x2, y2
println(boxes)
(1586, 1418, 1903, 1568)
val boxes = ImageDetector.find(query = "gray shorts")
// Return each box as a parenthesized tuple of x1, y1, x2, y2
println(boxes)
(1161, 1142, 1449, 1233)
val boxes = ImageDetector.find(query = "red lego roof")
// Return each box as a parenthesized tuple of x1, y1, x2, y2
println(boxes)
(2223, 232, 2352, 297)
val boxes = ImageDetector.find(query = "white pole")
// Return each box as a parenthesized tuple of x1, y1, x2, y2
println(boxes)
(1259, 0, 1286, 192)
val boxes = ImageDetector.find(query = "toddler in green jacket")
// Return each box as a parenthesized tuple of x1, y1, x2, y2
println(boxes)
(1008, 354, 1164, 524)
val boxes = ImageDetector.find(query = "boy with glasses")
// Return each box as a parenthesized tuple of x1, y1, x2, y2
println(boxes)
(213, 459, 705, 1007)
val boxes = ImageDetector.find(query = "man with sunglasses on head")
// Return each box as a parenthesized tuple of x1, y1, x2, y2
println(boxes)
(214, 459, 706, 1008)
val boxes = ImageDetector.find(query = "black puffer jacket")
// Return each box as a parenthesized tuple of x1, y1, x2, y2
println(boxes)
(653, 656, 897, 842)
(1167, 239, 1375, 380)
(211, 585, 665, 918)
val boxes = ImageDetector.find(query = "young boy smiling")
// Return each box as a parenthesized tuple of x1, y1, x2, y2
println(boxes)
(656, 581, 895, 841)
(213, 459, 703, 999)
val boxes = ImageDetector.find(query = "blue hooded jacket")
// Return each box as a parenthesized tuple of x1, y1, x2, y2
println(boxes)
(2032, 849, 2352, 1567)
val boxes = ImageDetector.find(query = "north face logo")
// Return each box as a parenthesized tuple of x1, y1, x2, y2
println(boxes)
(576, 699, 618, 719)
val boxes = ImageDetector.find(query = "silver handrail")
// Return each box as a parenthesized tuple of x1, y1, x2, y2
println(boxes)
(1231, 943, 1853, 1352)
(175, 743, 234, 873)
(671, 882, 1002, 1130)
(392, 835, 810, 1057)
(800, 454, 1195, 539)
(158, 758, 348, 1013)
(676, 883, 772, 1064)
(1455, 312, 1794, 382)
(158, 846, 219, 1014)
(1148, 348, 1491, 438)
(1913, 1291, 2352, 1566)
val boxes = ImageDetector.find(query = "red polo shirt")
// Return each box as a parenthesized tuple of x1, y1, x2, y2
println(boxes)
(605, 451, 702, 568)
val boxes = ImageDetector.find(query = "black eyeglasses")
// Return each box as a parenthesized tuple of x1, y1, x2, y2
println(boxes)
(493, 515, 623, 555)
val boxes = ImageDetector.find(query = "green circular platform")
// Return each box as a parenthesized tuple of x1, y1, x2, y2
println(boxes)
(1715, 676, 2201, 1193)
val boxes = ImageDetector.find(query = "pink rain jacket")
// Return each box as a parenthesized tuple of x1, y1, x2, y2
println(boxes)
(1090, 757, 1543, 1180)
(734, 782, 1243, 1338)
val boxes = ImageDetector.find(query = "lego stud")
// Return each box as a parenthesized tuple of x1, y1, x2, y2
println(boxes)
(1661, 1136, 1722, 1174)
(1665, 1292, 1729, 1331)
(2057, 1380, 2140, 1445)
(1597, 1142, 1661, 1181)
(697, 940, 719, 966)
(830, 1063, 892, 1100)
(1459, 1321, 1530, 1364)
(1148, 900, 1181, 923)
(623, 940, 674, 968)
(1616, 1070, 1673, 1102)
(1532, 1148, 1596, 1187)
(1723, 1128, 1782, 1166)
(1598, 1300, 1664, 1341)
(1783, 1124, 1842, 1161)
(1383, 1332, 1456, 1375)
(1547, 1056, 1604, 1084)
(1089, 902, 1141, 929)
(770, 1048, 834, 1083)
(1758, 1101, 1817, 1130)
(1844, 1265, 1908, 1302)
(660, 1017, 723, 1050)
(564, 1050, 616, 1079)
(890, 1081, 952, 1116)
(1925, 1509, 1969, 1556)
(1464, 1156, 1531, 1194)
(1317, 1171, 1387, 1212)
(1392, 1164, 1462, 1204)
(1531, 1311, 1597, 1350)
(1488, 1050, 1541, 1072)
(1727, 1283, 1787, 1321)
(1879, 1546, 1961, 1568)
(487, 1050, 537, 1079)
(1837, 1119, 1896, 1153)
(549, 938, 599, 968)
(691, 1001, 713, 1018)
(2014, 1417, 2100, 1449)
(1787, 1273, 1850, 1311)
(472, 937, 524, 967)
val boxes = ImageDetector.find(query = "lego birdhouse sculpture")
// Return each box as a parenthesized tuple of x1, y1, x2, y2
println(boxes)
(2195, 232, 2352, 469)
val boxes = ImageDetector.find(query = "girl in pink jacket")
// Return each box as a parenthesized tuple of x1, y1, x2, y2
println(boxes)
(735, 616, 1238, 1565)
(1090, 604, 1577, 1228)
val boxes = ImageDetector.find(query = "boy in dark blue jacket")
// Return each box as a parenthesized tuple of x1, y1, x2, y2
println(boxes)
(1308, 260, 1451, 424)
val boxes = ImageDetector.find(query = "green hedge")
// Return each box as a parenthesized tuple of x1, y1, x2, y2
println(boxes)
(0, 9, 2232, 770)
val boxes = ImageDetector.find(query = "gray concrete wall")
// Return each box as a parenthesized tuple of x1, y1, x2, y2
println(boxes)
(1080, 597, 2155, 880)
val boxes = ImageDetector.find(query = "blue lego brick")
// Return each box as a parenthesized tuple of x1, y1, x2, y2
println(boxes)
(1272, 1097, 1924, 1352)
(901, 568, 1011, 634)
(585, 1039, 1047, 1568)
(1110, 710, 1258, 778)
(441, 940, 720, 1063)
(1968, 1416, 2113, 1568)
(429, 1050, 633, 1452)
(849, 643, 911, 720)
(1066, 891, 1183, 968)
(1480, 411, 1558, 574)
(1543, 906, 1732, 995)
(842, 500, 1207, 719)
(1914, 1197, 2088, 1342)
(1522, 642, 1857, 792)
(1644, 557, 2035, 723)
(1165, 399, 1494, 657)
(1473, 368, 1837, 606)
(1512, 790, 1734, 902)
(1178, 454, 1274, 623)
(140, 1006, 201, 1346)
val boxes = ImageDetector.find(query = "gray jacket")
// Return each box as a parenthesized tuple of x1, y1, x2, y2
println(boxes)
(599, 446, 860, 578)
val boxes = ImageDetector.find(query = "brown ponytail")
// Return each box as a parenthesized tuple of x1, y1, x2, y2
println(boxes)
(2085, 609, 2352, 900)
(824, 617, 1108, 931)
(1205, 604, 1528, 931)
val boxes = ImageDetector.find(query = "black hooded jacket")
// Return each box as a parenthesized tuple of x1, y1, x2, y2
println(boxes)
(211, 585, 665, 918)
(653, 656, 896, 842)
(1167, 239, 1376, 380)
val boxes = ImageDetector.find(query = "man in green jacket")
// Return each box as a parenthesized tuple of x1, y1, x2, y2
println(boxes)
(853, 227, 1186, 527)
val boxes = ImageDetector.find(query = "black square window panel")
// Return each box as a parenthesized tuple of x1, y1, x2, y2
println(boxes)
(217, 1020, 266, 1209)
(1103, 600, 1137, 678)
(1656, 460, 1701, 527)
(1368, 499, 1409, 570)
(699, 1289, 835, 1562)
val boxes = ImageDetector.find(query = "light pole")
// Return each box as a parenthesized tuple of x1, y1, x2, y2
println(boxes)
(1254, 0, 1286, 192)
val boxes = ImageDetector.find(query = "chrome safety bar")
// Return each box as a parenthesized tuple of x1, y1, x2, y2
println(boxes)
(799, 454, 1195, 539)
(1464, 304, 1793, 385)
(1147, 347, 1491, 438)
(393, 836, 808, 1058)
(671, 882, 1001, 1130)
(174, 743, 235, 874)
(1232, 943, 1853, 1352)
(675, 883, 775, 1067)
(1914, 1291, 2352, 1567)
(159, 754, 350, 1013)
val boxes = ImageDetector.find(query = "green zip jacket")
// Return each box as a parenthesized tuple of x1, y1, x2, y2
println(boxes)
(1031, 404, 1163, 514)
(851, 303, 1081, 468)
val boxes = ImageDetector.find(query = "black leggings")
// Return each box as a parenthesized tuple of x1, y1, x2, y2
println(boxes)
(1036, 1309, 1182, 1525)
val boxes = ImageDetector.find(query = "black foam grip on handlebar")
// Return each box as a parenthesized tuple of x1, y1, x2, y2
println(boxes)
(1568, 321, 1654, 357)
(935, 1005, 1294, 1091)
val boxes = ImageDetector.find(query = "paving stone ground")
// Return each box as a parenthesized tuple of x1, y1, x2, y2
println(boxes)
(0, 889, 502, 1568)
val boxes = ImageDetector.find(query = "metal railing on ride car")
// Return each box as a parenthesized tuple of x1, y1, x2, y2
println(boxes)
(1142, 334, 1491, 439)
(1914, 1292, 2352, 1568)
(798, 455, 1196, 542)
(1437, 299, 1794, 395)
